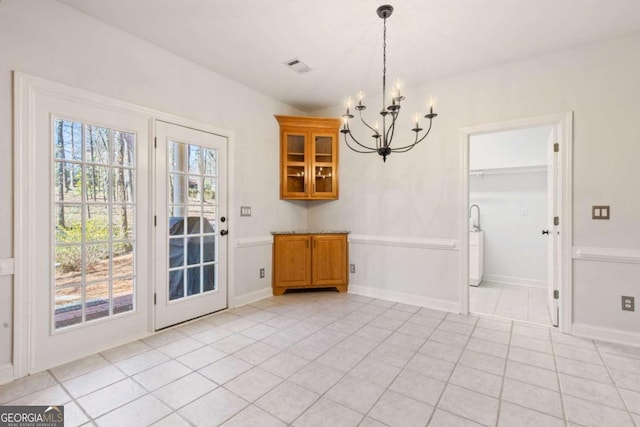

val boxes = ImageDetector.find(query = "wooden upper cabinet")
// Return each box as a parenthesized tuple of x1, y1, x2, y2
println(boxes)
(276, 115, 341, 200)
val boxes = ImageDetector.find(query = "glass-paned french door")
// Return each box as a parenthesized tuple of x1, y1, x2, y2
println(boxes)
(155, 121, 228, 330)
(53, 119, 136, 329)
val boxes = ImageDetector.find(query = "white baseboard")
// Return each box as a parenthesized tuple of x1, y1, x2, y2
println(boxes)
(231, 287, 272, 308)
(0, 362, 14, 385)
(571, 323, 640, 347)
(483, 274, 547, 288)
(348, 284, 459, 313)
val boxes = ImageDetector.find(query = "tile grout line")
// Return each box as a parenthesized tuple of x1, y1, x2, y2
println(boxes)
(422, 313, 482, 426)
(593, 340, 639, 426)
(288, 299, 415, 426)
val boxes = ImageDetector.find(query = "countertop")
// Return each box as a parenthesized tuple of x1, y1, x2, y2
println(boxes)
(271, 230, 350, 235)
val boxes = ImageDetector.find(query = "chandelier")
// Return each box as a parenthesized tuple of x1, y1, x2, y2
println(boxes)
(341, 5, 437, 162)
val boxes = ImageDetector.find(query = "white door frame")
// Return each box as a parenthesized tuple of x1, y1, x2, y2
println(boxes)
(458, 112, 573, 333)
(13, 72, 236, 380)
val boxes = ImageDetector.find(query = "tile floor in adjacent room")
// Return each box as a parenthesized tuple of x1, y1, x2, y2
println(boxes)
(470, 281, 552, 326)
(1, 291, 640, 426)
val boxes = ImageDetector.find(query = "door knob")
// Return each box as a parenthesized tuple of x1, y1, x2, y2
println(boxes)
(220, 230, 228, 236)
(541, 230, 549, 235)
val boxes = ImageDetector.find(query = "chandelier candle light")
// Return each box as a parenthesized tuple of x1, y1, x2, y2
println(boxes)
(341, 4, 437, 162)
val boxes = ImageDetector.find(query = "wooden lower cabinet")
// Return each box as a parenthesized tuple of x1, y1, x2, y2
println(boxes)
(272, 233, 348, 295)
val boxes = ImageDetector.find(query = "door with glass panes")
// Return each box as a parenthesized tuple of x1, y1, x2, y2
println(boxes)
(155, 121, 228, 329)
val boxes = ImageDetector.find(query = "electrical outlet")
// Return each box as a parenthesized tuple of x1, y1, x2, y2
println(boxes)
(622, 296, 635, 311)
(521, 208, 529, 216)
(259, 268, 265, 279)
(350, 264, 356, 274)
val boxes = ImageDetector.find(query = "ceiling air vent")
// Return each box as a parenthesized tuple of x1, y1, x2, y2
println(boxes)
(284, 58, 312, 74)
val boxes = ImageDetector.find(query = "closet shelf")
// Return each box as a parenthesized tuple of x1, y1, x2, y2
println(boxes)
(470, 164, 547, 176)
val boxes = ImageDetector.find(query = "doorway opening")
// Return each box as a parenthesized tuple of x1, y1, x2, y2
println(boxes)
(460, 113, 573, 332)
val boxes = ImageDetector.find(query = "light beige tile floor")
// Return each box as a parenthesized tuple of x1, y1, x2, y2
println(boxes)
(1, 291, 639, 426)
(470, 281, 552, 325)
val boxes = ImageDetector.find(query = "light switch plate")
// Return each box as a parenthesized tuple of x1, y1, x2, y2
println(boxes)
(240, 206, 252, 217)
(592, 205, 610, 220)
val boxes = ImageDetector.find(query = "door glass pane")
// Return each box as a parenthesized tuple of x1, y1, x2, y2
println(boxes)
(54, 119, 83, 161)
(203, 264, 216, 292)
(53, 118, 137, 330)
(54, 163, 81, 202)
(113, 278, 134, 314)
(85, 125, 110, 164)
(86, 282, 110, 321)
(169, 270, 184, 300)
(55, 204, 82, 244)
(188, 145, 201, 174)
(286, 135, 305, 162)
(169, 141, 186, 172)
(113, 131, 135, 167)
(203, 148, 217, 175)
(315, 166, 333, 193)
(315, 136, 333, 162)
(167, 141, 218, 301)
(170, 174, 186, 205)
(286, 166, 305, 193)
(187, 266, 201, 296)
(55, 286, 82, 328)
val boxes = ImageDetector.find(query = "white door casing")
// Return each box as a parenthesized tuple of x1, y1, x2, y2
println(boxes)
(459, 112, 573, 332)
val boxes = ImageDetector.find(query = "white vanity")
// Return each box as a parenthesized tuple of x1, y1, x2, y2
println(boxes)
(469, 231, 484, 286)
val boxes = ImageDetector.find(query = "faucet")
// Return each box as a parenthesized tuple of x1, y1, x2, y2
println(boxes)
(469, 204, 481, 231)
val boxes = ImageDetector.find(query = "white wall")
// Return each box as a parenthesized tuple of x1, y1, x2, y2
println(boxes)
(311, 32, 640, 339)
(470, 172, 548, 286)
(470, 126, 551, 170)
(469, 127, 550, 286)
(0, 0, 306, 368)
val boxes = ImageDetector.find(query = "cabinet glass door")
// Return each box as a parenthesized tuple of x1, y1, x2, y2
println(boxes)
(283, 132, 307, 196)
(312, 134, 336, 197)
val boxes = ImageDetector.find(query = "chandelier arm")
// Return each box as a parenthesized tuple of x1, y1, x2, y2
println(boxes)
(344, 130, 378, 152)
(391, 119, 433, 151)
(358, 109, 378, 136)
(343, 133, 378, 153)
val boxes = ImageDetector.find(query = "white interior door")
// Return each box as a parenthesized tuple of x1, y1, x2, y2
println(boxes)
(27, 86, 150, 373)
(547, 128, 560, 327)
(155, 121, 228, 330)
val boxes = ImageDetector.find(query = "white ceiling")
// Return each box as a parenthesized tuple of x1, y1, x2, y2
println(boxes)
(59, 0, 640, 112)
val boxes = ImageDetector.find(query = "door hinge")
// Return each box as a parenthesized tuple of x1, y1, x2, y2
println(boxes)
(154, 137, 157, 148)
(554, 290, 559, 299)
(154, 293, 157, 305)
(553, 142, 559, 152)
(154, 215, 157, 226)
(554, 216, 559, 226)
